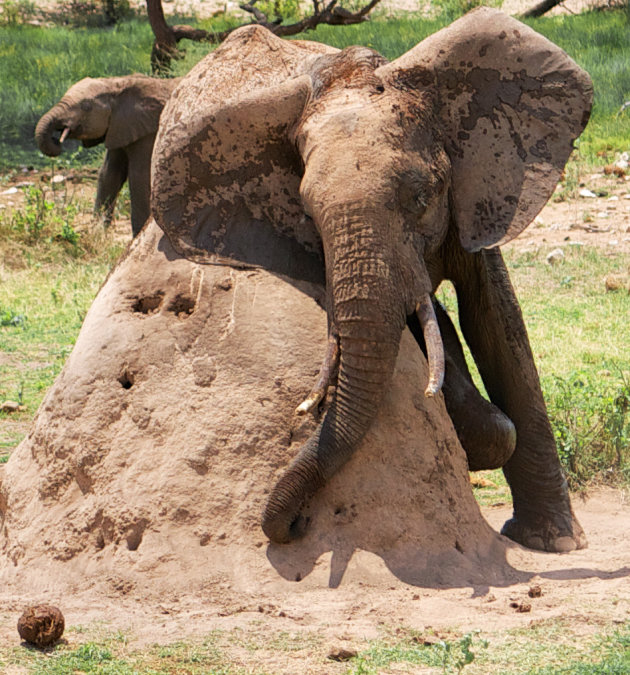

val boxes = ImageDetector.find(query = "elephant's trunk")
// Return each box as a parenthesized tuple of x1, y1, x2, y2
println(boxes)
(35, 107, 66, 157)
(262, 208, 407, 543)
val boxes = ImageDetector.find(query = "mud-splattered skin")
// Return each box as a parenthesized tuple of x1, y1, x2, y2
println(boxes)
(152, 8, 593, 550)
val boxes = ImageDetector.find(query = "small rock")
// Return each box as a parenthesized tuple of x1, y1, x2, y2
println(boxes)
(470, 475, 497, 488)
(579, 188, 597, 198)
(604, 165, 626, 177)
(608, 195, 620, 201)
(328, 647, 358, 661)
(51, 175, 65, 184)
(510, 601, 532, 613)
(608, 239, 619, 246)
(1, 187, 18, 195)
(597, 212, 609, 218)
(1, 401, 26, 413)
(546, 248, 564, 265)
(528, 585, 542, 598)
(605, 274, 630, 292)
(17, 605, 65, 647)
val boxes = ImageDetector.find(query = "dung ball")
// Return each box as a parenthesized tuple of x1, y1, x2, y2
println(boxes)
(17, 605, 65, 647)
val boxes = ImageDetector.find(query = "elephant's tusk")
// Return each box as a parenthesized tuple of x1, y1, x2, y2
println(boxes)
(416, 295, 445, 397)
(295, 331, 340, 415)
(59, 127, 71, 144)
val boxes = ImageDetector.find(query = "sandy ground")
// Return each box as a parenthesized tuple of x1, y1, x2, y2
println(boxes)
(0, 489, 627, 665)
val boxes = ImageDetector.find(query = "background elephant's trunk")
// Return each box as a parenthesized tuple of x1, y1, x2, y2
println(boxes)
(262, 208, 407, 543)
(35, 107, 66, 157)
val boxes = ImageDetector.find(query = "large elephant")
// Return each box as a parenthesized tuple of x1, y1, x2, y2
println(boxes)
(35, 75, 179, 236)
(151, 9, 593, 552)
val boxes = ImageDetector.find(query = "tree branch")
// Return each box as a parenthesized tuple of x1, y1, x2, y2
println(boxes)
(146, 0, 382, 74)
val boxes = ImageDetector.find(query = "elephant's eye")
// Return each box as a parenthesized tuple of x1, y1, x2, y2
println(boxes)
(80, 101, 93, 112)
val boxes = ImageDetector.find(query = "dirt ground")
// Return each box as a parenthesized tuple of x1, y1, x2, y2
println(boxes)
(2, 162, 630, 254)
(0, 489, 627, 666)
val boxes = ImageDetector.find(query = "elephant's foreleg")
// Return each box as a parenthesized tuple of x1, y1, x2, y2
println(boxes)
(448, 244, 586, 553)
(126, 136, 153, 237)
(95, 148, 127, 227)
(408, 302, 516, 470)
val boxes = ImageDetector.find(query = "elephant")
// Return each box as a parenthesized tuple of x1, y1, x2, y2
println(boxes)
(35, 74, 179, 236)
(151, 9, 593, 552)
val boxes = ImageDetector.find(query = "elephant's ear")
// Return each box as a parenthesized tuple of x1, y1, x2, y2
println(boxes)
(152, 74, 324, 284)
(152, 26, 335, 284)
(105, 76, 174, 150)
(377, 7, 592, 251)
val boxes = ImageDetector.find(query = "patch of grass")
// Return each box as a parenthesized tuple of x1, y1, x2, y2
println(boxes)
(0, 183, 124, 455)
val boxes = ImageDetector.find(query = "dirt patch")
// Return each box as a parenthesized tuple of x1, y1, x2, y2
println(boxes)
(0, 488, 626, 661)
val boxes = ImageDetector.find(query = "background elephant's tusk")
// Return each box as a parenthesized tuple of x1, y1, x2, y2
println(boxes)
(59, 127, 71, 144)
(416, 295, 445, 397)
(295, 332, 340, 415)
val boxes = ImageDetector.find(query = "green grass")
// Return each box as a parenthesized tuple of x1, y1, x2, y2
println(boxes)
(1, 621, 627, 674)
(1, 9, 628, 168)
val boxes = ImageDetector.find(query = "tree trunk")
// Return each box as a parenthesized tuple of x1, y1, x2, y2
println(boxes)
(521, 0, 565, 18)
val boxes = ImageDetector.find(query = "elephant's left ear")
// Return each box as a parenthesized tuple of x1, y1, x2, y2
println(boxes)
(377, 7, 593, 251)
(106, 77, 172, 150)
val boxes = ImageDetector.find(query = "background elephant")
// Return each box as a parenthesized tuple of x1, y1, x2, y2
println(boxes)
(151, 10, 593, 552)
(35, 74, 179, 236)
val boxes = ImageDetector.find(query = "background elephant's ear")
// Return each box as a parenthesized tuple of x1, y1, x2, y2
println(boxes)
(378, 7, 593, 251)
(105, 76, 174, 150)
(152, 74, 325, 284)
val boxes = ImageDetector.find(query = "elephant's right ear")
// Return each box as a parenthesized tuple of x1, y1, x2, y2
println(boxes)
(152, 74, 325, 285)
(377, 8, 592, 251)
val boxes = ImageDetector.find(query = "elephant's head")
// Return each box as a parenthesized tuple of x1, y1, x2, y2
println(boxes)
(35, 75, 177, 157)
(152, 9, 592, 543)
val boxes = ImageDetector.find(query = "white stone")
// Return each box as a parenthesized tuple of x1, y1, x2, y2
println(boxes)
(579, 188, 597, 198)
(546, 248, 565, 264)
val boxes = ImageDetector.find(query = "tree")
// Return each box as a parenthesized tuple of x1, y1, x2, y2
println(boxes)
(146, 0, 382, 73)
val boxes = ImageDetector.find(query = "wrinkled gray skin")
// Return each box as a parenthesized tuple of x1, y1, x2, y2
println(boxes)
(152, 9, 593, 551)
(36, 75, 179, 236)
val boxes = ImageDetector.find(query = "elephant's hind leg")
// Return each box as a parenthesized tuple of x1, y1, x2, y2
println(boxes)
(408, 302, 516, 471)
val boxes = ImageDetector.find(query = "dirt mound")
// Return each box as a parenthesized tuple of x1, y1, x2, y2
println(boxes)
(0, 221, 513, 605)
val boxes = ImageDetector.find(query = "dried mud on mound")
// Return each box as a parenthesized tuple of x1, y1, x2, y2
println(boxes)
(0, 220, 511, 606)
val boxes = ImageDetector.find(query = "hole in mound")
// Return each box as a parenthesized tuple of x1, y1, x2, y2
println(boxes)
(126, 519, 148, 551)
(455, 539, 464, 554)
(167, 294, 195, 318)
(132, 292, 164, 314)
(118, 370, 134, 390)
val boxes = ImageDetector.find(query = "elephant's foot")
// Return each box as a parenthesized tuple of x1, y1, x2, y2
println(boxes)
(501, 507, 587, 553)
(296, 332, 339, 415)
